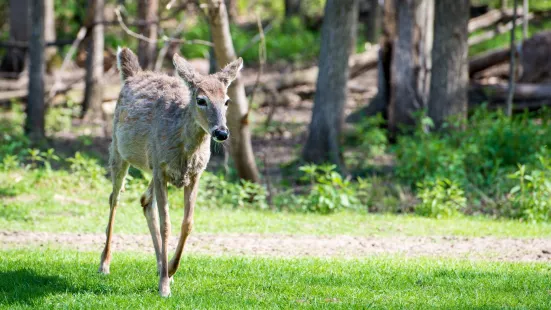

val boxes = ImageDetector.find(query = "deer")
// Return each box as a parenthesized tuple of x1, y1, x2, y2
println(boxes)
(98, 47, 243, 297)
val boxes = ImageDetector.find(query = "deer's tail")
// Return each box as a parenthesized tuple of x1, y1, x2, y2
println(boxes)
(116, 47, 141, 82)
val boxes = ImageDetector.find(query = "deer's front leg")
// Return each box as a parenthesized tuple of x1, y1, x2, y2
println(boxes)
(169, 173, 201, 277)
(154, 171, 171, 297)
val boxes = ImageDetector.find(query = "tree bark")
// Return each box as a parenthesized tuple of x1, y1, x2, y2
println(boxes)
(428, 0, 469, 130)
(207, 0, 260, 183)
(44, 0, 57, 62)
(26, 0, 45, 140)
(1, 0, 29, 74)
(302, 0, 358, 168)
(225, 0, 237, 21)
(361, 0, 381, 43)
(388, 0, 434, 134)
(137, 0, 158, 70)
(81, 0, 104, 120)
(285, 0, 302, 18)
(506, 0, 518, 117)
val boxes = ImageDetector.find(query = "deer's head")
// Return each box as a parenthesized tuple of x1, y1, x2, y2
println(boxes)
(173, 54, 243, 142)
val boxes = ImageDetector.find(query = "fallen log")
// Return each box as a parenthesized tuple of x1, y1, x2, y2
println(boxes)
(469, 48, 510, 77)
(468, 8, 526, 33)
(468, 13, 534, 46)
(347, 82, 551, 122)
(469, 31, 551, 80)
(470, 82, 551, 102)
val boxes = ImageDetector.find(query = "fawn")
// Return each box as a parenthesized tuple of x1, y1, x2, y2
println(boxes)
(99, 47, 243, 297)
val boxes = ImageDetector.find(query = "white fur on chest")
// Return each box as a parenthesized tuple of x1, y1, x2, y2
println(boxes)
(165, 143, 210, 188)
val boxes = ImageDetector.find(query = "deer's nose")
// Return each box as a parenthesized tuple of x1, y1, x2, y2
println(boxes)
(212, 128, 229, 141)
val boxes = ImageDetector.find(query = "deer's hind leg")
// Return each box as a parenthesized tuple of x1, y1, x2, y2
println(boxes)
(141, 180, 162, 274)
(99, 148, 129, 274)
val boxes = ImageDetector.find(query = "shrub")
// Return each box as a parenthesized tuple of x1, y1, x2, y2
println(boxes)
(297, 164, 366, 214)
(415, 178, 466, 218)
(395, 108, 551, 196)
(506, 157, 551, 223)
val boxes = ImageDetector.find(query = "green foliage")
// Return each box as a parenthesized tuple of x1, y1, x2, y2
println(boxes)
(179, 18, 322, 64)
(296, 164, 366, 214)
(396, 108, 551, 194)
(415, 178, 466, 218)
(395, 108, 551, 220)
(506, 157, 551, 223)
(198, 172, 268, 210)
(351, 114, 388, 157)
(65, 152, 107, 185)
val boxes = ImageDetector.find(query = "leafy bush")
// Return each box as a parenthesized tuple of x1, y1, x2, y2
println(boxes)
(415, 178, 466, 218)
(506, 157, 551, 223)
(66, 152, 107, 185)
(297, 164, 367, 214)
(396, 108, 551, 196)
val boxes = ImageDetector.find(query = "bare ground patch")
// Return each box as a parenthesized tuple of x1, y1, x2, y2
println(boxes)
(1, 231, 551, 262)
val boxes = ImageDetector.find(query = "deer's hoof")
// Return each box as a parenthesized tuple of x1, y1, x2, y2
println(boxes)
(159, 278, 171, 298)
(159, 286, 171, 298)
(98, 264, 110, 275)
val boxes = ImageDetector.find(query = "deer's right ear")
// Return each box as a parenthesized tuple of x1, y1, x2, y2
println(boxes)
(173, 54, 200, 86)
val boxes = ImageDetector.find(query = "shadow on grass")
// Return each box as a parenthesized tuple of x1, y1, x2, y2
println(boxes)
(0, 269, 76, 306)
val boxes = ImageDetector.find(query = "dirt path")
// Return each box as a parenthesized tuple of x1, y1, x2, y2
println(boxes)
(2, 231, 551, 262)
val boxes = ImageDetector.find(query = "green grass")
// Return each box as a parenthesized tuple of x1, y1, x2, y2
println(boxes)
(2, 169, 551, 238)
(1, 249, 550, 309)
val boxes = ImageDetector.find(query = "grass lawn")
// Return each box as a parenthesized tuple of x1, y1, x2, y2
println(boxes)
(2, 169, 551, 238)
(1, 249, 550, 309)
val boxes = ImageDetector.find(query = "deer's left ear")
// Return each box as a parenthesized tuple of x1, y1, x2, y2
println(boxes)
(215, 57, 243, 88)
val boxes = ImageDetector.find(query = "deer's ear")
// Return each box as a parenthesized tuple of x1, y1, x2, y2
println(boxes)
(215, 57, 243, 87)
(173, 54, 200, 85)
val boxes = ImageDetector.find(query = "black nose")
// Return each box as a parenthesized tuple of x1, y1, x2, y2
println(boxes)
(212, 128, 229, 141)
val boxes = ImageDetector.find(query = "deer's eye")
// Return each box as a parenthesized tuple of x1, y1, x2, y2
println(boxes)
(225, 99, 231, 107)
(197, 98, 208, 107)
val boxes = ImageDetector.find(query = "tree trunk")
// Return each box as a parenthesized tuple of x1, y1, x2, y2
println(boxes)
(137, 0, 158, 70)
(428, 0, 469, 130)
(44, 0, 56, 62)
(360, 0, 381, 43)
(388, 0, 434, 134)
(285, 0, 302, 18)
(225, 0, 237, 21)
(302, 0, 359, 168)
(207, 0, 260, 183)
(1, 0, 29, 74)
(81, 0, 104, 120)
(26, 0, 45, 140)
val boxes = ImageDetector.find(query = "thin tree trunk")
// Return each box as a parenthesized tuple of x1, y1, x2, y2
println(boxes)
(428, 0, 469, 130)
(364, 0, 381, 43)
(225, 0, 237, 21)
(26, 0, 45, 140)
(285, 0, 302, 18)
(81, 0, 104, 120)
(1, 0, 29, 74)
(207, 0, 260, 182)
(303, 0, 359, 168)
(388, 0, 434, 135)
(522, 0, 528, 39)
(501, 0, 508, 11)
(506, 0, 518, 117)
(137, 0, 158, 70)
(44, 0, 56, 62)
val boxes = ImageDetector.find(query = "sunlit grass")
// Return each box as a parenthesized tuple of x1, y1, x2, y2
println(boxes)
(0, 249, 550, 309)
